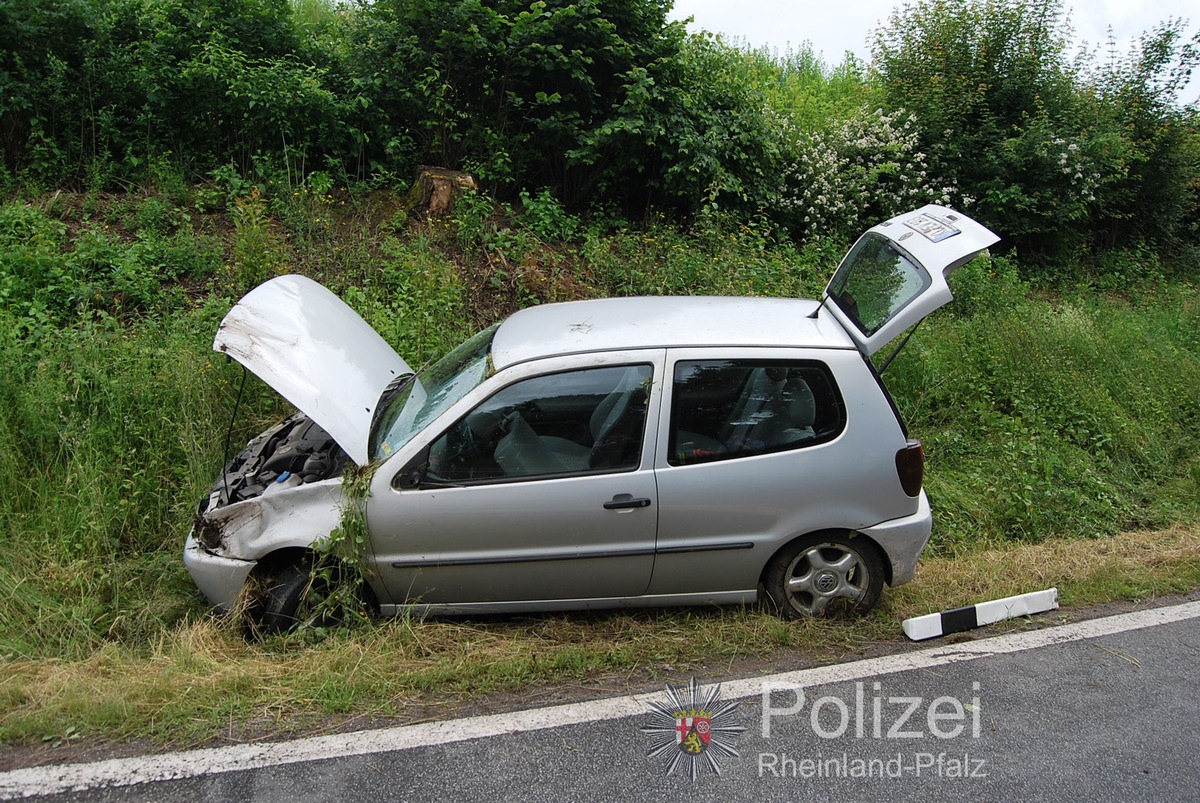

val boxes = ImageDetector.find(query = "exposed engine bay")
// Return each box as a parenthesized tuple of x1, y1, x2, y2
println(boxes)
(200, 412, 349, 513)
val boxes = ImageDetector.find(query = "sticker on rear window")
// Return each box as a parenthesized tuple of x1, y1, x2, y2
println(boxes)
(904, 213, 960, 242)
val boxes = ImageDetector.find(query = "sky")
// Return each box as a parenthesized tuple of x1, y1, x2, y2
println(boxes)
(668, 0, 1198, 103)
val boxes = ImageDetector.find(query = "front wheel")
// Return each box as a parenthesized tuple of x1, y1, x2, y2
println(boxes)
(763, 534, 884, 619)
(255, 562, 316, 634)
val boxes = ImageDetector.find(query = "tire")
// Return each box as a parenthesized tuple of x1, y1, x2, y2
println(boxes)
(256, 561, 326, 635)
(763, 533, 884, 619)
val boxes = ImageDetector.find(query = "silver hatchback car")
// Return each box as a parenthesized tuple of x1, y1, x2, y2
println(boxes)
(185, 205, 998, 630)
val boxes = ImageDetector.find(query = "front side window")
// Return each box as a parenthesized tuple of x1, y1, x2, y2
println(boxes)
(669, 360, 844, 466)
(427, 364, 652, 482)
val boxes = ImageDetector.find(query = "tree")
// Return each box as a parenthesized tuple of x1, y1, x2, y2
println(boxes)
(348, 0, 687, 200)
(0, 0, 98, 175)
(1079, 21, 1200, 254)
(569, 33, 784, 218)
(871, 0, 1096, 262)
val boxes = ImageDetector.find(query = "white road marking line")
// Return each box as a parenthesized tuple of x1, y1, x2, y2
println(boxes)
(4, 599, 1199, 799)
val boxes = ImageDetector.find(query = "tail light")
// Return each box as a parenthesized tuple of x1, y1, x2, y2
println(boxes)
(895, 441, 925, 497)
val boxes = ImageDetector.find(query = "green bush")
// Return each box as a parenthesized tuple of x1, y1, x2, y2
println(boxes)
(871, 0, 1091, 260)
(943, 253, 1028, 318)
(1, 0, 1194, 264)
(342, 235, 472, 365)
(348, 0, 689, 195)
(569, 33, 785, 217)
(581, 212, 833, 298)
(886, 285, 1200, 546)
(0, 304, 282, 658)
(871, 0, 1200, 268)
(0, 202, 69, 316)
(1079, 20, 1200, 256)
(754, 44, 873, 134)
(780, 107, 960, 243)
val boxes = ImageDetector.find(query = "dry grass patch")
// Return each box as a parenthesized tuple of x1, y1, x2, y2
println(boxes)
(888, 525, 1200, 613)
(3, 526, 1198, 753)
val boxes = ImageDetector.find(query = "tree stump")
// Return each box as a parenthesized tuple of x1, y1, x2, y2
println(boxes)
(404, 167, 478, 217)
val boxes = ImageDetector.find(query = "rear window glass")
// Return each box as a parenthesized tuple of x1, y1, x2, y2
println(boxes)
(668, 360, 845, 466)
(826, 232, 930, 336)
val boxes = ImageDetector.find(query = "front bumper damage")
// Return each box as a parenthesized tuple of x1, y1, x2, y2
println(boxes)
(184, 532, 257, 613)
(184, 479, 345, 612)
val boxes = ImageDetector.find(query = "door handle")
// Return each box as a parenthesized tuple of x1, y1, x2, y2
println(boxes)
(604, 494, 652, 510)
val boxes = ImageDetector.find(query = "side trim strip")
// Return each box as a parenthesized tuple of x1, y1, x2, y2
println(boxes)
(392, 548, 656, 569)
(390, 541, 753, 569)
(655, 541, 754, 555)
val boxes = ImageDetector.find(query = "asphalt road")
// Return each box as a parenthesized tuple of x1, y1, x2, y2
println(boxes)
(7, 601, 1200, 802)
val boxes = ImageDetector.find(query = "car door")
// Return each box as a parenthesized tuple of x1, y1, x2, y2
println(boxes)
(649, 349, 878, 596)
(367, 352, 664, 609)
(822, 204, 1000, 357)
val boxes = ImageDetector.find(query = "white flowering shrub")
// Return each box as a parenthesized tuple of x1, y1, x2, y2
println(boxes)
(1053, 139, 1099, 204)
(779, 108, 961, 244)
(969, 115, 1103, 259)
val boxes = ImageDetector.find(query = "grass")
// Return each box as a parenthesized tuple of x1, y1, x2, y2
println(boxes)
(0, 184, 1198, 753)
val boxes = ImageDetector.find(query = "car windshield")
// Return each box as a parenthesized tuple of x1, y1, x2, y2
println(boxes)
(369, 325, 498, 461)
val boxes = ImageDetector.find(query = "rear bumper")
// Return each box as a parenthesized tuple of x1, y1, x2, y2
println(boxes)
(862, 490, 932, 586)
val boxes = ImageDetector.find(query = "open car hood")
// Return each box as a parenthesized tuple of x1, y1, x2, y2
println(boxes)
(822, 205, 1000, 357)
(214, 275, 413, 465)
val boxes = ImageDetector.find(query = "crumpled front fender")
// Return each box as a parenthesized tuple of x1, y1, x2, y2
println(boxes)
(185, 480, 345, 611)
(194, 479, 345, 560)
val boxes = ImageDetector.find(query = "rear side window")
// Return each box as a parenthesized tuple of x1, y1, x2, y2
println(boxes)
(668, 360, 845, 466)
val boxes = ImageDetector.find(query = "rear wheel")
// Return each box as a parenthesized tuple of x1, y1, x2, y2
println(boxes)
(763, 533, 884, 619)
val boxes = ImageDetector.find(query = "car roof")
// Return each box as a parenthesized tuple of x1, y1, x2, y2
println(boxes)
(489, 296, 856, 370)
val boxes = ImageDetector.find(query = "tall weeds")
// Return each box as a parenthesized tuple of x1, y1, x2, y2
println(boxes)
(0, 183, 1197, 747)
